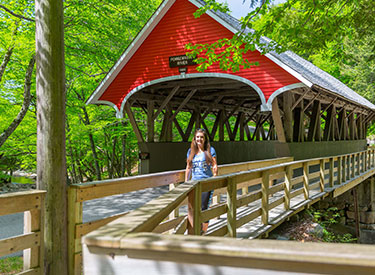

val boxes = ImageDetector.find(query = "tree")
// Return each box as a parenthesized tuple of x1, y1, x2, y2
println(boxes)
(35, 0, 67, 273)
(191, 0, 375, 73)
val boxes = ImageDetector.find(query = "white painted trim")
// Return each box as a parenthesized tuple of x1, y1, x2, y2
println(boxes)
(189, 0, 239, 34)
(86, 0, 176, 106)
(119, 73, 268, 115)
(265, 83, 307, 110)
(265, 53, 313, 88)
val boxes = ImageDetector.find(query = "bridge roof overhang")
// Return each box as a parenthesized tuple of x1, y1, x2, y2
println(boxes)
(86, 0, 375, 118)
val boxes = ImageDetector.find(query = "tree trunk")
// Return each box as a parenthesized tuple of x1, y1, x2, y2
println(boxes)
(0, 46, 14, 83)
(35, 0, 68, 274)
(0, 55, 35, 148)
(82, 106, 102, 180)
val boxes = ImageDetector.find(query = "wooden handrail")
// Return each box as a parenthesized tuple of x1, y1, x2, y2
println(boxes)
(87, 232, 375, 275)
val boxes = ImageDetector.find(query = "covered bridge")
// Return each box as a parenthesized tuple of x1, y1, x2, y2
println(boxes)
(87, 0, 375, 174)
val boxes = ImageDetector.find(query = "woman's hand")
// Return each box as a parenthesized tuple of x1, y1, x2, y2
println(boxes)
(185, 164, 192, 182)
(212, 157, 218, 177)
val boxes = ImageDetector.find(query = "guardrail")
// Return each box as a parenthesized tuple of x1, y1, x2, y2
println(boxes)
(83, 149, 375, 274)
(0, 190, 46, 275)
(67, 156, 293, 274)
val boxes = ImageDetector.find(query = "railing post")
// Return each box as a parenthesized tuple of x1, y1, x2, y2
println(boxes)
(338, 156, 342, 185)
(262, 171, 270, 225)
(227, 178, 237, 237)
(23, 193, 45, 273)
(169, 183, 179, 220)
(329, 158, 334, 187)
(187, 182, 201, 235)
(365, 151, 368, 171)
(303, 162, 309, 199)
(352, 154, 355, 178)
(358, 152, 361, 174)
(342, 155, 346, 183)
(319, 159, 325, 191)
(68, 187, 83, 275)
(284, 166, 291, 210)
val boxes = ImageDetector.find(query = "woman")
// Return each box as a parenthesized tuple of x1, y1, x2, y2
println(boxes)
(185, 128, 218, 233)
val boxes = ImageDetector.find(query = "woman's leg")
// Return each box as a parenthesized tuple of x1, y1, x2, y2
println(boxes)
(201, 191, 213, 233)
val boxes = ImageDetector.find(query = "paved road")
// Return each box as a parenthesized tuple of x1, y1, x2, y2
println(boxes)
(0, 186, 169, 259)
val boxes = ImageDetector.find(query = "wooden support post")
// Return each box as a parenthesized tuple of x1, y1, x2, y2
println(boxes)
(284, 166, 292, 210)
(358, 152, 362, 174)
(124, 102, 144, 143)
(183, 111, 196, 142)
(293, 106, 303, 142)
(219, 110, 225, 141)
(239, 112, 245, 141)
(24, 194, 45, 273)
(166, 105, 173, 142)
(349, 113, 355, 140)
(303, 162, 309, 199)
(323, 106, 334, 141)
(187, 183, 201, 236)
(329, 158, 334, 187)
(352, 154, 355, 178)
(337, 156, 342, 185)
(169, 184, 179, 220)
(261, 171, 270, 225)
(342, 155, 346, 183)
(370, 177, 375, 211)
(195, 106, 201, 131)
(153, 86, 180, 120)
(147, 101, 154, 142)
(307, 100, 321, 141)
(272, 98, 286, 142)
(283, 92, 293, 142)
(68, 187, 83, 275)
(319, 159, 325, 192)
(353, 187, 361, 243)
(227, 178, 237, 237)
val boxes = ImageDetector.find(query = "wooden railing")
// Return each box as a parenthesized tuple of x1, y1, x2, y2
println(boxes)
(0, 190, 46, 275)
(67, 156, 292, 274)
(83, 232, 375, 275)
(83, 149, 375, 260)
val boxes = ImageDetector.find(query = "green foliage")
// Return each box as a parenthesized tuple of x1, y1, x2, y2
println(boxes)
(0, 256, 23, 274)
(0, 0, 162, 182)
(308, 207, 357, 243)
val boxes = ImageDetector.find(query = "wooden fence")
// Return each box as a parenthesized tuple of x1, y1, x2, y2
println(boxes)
(83, 149, 375, 274)
(0, 190, 46, 275)
(67, 156, 293, 274)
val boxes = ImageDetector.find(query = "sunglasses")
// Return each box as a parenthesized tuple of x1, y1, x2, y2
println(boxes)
(196, 128, 206, 133)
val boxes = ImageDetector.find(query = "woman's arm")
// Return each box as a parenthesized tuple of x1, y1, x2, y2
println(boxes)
(212, 157, 218, 177)
(185, 164, 192, 182)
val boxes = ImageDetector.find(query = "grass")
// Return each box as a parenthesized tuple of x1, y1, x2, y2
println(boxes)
(0, 257, 23, 275)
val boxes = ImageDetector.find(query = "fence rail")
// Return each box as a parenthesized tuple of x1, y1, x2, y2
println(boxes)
(0, 190, 46, 275)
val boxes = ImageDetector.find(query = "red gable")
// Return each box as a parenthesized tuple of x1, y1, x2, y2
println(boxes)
(90, 0, 302, 115)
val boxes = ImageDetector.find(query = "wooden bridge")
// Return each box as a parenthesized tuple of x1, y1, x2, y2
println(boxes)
(2, 150, 375, 274)
(81, 149, 375, 275)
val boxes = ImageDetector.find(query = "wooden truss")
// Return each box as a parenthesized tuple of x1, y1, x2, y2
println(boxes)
(122, 77, 374, 143)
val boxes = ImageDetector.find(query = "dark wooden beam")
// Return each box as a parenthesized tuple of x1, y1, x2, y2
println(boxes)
(272, 98, 286, 143)
(147, 101, 154, 142)
(283, 92, 293, 142)
(153, 86, 180, 120)
(307, 100, 321, 142)
(124, 102, 144, 143)
(169, 89, 197, 122)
